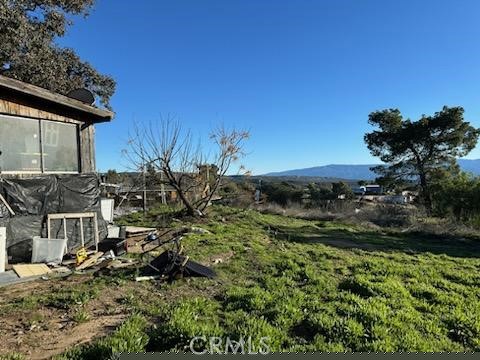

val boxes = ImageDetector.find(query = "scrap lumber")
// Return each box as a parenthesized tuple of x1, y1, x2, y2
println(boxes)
(126, 234, 151, 243)
(93, 258, 113, 271)
(108, 259, 139, 269)
(47, 212, 100, 251)
(13, 264, 51, 278)
(0, 194, 15, 216)
(125, 226, 156, 236)
(75, 251, 104, 270)
(125, 229, 159, 254)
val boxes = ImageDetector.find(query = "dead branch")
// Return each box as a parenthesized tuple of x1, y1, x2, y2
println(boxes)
(123, 117, 249, 216)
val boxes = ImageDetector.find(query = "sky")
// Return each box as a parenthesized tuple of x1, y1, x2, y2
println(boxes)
(60, 0, 480, 175)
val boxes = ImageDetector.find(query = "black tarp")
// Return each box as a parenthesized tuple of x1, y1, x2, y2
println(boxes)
(0, 174, 107, 262)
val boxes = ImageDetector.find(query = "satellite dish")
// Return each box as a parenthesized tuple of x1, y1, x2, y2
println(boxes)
(66, 88, 95, 105)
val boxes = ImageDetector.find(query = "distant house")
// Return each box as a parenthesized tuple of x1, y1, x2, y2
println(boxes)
(352, 184, 383, 196)
(352, 186, 366, 195)
(0, 75, 113, 175)
(364, 185, 382, 195)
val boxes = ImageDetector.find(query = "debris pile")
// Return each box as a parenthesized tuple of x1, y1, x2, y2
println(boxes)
(139, 234, 216, 282)
(0, 224, 216, 287)
(0, 174, 216, 287)
(0, 174, 108, 262)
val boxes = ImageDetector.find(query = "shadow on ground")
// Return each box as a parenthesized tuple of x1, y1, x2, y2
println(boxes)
(272, 223, 480, 258)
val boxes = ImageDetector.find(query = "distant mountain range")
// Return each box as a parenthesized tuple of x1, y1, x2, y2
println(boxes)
(264, 159, 480, 180)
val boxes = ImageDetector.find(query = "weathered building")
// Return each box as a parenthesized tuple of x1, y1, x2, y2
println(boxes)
(0, 76, 114, 261)
(0, 75, 113, 175)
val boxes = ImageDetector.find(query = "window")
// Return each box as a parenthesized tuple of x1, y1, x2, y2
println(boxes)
(0, 115, 79, 173)
(0, 115, 41, 172)
(41, 121, 79, 172)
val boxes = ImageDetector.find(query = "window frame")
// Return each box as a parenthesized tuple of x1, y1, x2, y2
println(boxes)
(0, 114, 81, 174)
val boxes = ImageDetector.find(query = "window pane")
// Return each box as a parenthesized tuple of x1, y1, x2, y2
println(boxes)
(41, 121, 79, 172)
(0, 115, 41, 172)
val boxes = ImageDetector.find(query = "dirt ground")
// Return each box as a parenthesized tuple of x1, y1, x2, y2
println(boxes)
(0, 276, 132, 360)
(0, 258, 226, 360)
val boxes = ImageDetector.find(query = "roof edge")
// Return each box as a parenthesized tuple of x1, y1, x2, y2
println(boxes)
(0, 75, 114, 122)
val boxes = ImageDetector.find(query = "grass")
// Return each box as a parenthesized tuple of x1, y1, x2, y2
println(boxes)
(3, 205, 480, 356)
(72, 308, 91, 324)
(0, 354, 25, 360)
(2, 276, 107, 314)
(54, 314, 149, 360)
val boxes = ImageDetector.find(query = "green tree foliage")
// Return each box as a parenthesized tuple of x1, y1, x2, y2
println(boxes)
(364, 106, 479, 213)
(308, 183, 336, 203)
(0, 0, 115, 108)
(145, 163, 162, 189)
(431, 172, 480, 222)
(105, 169, 120, 184)
(262, 182, 303, 206)
(332, 181, 354, 199)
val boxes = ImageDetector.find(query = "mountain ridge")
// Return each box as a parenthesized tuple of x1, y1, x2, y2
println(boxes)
(264, 159, 480, 180)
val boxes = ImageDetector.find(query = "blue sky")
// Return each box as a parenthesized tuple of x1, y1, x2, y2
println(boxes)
(60, 0, 480, 175)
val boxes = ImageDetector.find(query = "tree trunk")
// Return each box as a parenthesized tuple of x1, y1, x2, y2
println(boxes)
(162, 166, 200, 217)
(176, 188, 198, 216)
(419, 172, 432, 215)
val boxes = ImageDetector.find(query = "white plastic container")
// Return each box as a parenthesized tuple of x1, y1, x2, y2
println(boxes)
(101, 198, 115, 223)
(31, 236, 67, 264)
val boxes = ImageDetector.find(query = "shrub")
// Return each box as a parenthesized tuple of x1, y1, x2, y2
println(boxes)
(432, 172, 480, 225)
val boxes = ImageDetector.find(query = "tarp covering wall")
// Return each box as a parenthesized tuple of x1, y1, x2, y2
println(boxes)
(0, 174, 107, 262)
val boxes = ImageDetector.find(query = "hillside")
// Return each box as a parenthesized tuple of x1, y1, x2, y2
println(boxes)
(265, 159, 480, 180)
(2, 206, 479, 357)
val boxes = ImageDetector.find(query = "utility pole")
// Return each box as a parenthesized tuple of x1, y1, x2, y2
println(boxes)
(160, 169, 167, 205)
(255, 179, 262, 203)
(142, 161, 147, 215)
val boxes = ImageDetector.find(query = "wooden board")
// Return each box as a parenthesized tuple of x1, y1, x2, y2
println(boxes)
(0, 194, 15, 215)
(108, 260, 139, 269)
(125, 226, 156, 235)
(75, 252, 104, 270)
(13, 264, 51, 278)
(126, 234, 149, 243)
(48, 212, 96, 220)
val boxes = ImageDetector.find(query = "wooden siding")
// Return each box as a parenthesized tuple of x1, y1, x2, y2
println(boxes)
(0, 96, 83, 124)
(0, 75, 113, 121)
(80, 124, 96, 173)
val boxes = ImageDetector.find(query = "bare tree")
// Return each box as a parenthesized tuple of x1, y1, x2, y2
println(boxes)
(123, 117, 249, 216)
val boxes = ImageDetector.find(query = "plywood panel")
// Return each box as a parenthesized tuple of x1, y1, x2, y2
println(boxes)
(13, 264, 51, 278)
